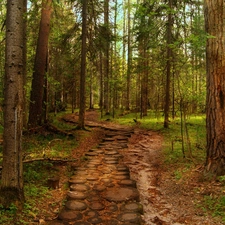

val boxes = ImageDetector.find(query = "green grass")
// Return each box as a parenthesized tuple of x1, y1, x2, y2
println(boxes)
(202, 195, 225, 221)
(111, 111, 206, 163)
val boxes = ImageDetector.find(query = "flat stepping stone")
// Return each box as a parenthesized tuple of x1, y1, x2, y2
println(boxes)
(65, 200, 87, 211)
(117, 212, 141, 223)
(84, 210, 99, 217)
(113, 175, 130, 180)
(86, 165, 97, 169)
(89, 159, 102, 164)
(86, 176, 99, 181)
(104, 147, 114, 150)
(105, 160, 118, 164)
(101, 178, 112, 183)
(74, 171, 88, 176)
(116, 136, 128, 140)
(69, 178, 86, 184)
(58, 209, 83, 221)
(120, 202, 143, 213)
(117, 140, 128, 143)
(103, 138, 115, 141)
(105, 151, 118, 155)
(67, 191, 87, 200)
(93, 184, 106, 191)
(120, 143, 128, 148)
(85, 152, 98, 156)
(108, 204, 118, 212)
(87, 195, 102, 202)
(112, 154, 123, 158)
(89, 201, 105, 210)
(87, 217, 103, 224)
(118, 179, 136, 187)
(92, 149, 104, 154)
(103, 187, 139, 202)
(101, 168, 112, 174)
(70, 184, 90, 192)
(112, 171, 129, 175)
(117, 165, 129, 171)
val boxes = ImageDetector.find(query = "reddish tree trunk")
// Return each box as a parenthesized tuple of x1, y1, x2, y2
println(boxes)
(28, 0, 52, 127)
(205, 0, 225, 176)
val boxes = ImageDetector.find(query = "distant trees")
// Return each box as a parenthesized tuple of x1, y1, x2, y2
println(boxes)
(0, 0, 207, 125)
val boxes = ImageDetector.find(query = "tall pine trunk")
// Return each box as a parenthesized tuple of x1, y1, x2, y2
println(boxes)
(28, 0, 52, 128)
(77, 0, 87, 129)
(0, 0, 25, 208)
(205, 0, 225, 176)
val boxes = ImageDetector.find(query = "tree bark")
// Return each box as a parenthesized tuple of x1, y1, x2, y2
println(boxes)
(126, 0, 131, 111)
(205, 0, 225, 176)
(164, 0, 173, 128)
(28, 0, 52, 128)
(0, 0, 25, 208)
(77, 0, 87, 129)
(103, 0, 110, 114)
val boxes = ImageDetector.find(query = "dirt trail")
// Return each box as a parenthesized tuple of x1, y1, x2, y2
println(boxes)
(43, 110, 223, 225)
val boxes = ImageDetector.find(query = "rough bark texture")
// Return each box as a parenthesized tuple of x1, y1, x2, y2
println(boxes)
(126, 0, 131, 111)
(28, 0, 52, 128)
(103, 0, 110, 114)
(164, 0, 173, 128)
(0, 0, 25, 207)
(77, 0, 87, 129)
(205, 0, 225, 176)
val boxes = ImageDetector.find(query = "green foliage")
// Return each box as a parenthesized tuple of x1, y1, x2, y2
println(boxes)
(202, 195, 225, 221)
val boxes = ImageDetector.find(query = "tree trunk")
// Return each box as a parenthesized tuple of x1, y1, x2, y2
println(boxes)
(164, 0, 173, 128)
(104, 0, 110, 114)
(0, 0, 25, 208)
(77, 0, 87, 129)
(28, 0, 52, 128)
(126, 0, 131, 111)
(205, 0, 225, 176)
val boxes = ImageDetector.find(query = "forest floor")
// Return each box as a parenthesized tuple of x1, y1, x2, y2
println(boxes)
(36, 110, 224, 225)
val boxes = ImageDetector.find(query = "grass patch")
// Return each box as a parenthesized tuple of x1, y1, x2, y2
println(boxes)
(113, 110, 206, 166)
(202, 195, 225, 221)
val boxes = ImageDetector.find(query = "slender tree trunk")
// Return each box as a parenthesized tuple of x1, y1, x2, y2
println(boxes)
(112, 0, 118, 118)
(0, 0, 25, 208)
(205, 0, 225, 176)
(23, 0, 27, 128)
(100, 51, 104, 118)
(126, 0, 131, 110)
(164, 0, 173, 128)
(28, 0, 52, 128)
(104, 0, 110, 114)
(77, 0, 87, 129)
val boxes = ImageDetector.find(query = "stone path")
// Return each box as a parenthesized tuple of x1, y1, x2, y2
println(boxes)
(48, 125, 144, 225)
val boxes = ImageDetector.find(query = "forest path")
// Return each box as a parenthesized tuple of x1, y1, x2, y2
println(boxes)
(48, 115, 144, 225)
(45, 110, 221, 225)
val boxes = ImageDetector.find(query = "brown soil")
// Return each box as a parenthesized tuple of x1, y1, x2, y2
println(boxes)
(33, 110, 224, 225)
